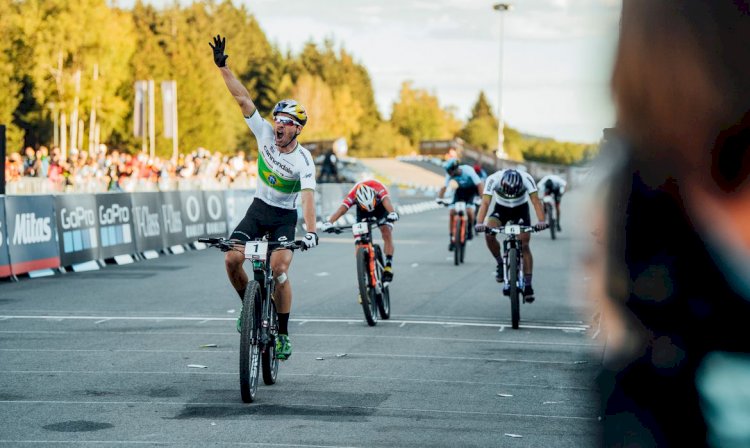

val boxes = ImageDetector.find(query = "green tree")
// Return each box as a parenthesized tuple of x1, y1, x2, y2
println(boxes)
(353, 122, 414, 157)
(459, 91, 499, 151)
(390, 81, 461, 146)
(0, 0, 24, 150)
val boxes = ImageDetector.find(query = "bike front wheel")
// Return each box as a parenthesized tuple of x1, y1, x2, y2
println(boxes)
(545, 203, 556, 240)
(374, 245, 391, 319)
(262, 298, 280, 385)
(240, 281, 262, 403)
(356, 247, 378, 326)
(508, 248, 521, 330)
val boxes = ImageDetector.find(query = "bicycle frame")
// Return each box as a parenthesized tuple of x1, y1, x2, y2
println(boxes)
(452, 201, 468, 246)
(351, 218, 384, 292)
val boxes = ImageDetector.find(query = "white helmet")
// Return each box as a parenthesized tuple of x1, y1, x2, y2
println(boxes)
(355, 185, 377, 212)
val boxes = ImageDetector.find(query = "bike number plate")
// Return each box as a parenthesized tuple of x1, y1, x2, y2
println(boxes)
(505, 224, 521, 235)
(352, 222, 369, 236)
(454, 201, 467, 214)
(245, 241, 268, 261)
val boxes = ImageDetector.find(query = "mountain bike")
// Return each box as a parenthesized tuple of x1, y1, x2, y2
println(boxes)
(439, 199, 470, 265)
(542, 195, 557, 240)
(325, 216, 392, 326)
(199, 236, 304, 403)
(484, 222, 539, 329)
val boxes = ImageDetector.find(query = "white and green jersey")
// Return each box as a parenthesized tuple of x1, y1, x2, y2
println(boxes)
(244, 111, 316, 210)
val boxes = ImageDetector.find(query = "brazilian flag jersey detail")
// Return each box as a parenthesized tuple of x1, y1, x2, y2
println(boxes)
(244, 111, 316, 210)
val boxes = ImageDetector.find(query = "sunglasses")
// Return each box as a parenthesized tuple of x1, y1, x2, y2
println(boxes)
(274, 116, 300, 127)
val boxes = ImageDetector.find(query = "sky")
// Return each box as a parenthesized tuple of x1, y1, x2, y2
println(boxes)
(136, 0, 622, 143)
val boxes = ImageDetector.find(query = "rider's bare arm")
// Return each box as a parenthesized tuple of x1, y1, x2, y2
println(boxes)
(301, 189, 317, 233)
(382, 196, 396, 214)
(529, 192, 546, 222)
(477, 195, 492, 224)
(219, 67, 257, 118)
(437, 186, 447, 199)
(326, 204, 349, 224)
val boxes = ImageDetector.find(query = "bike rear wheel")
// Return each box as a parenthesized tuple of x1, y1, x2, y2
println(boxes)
(356, 247, 378, 326)
(545, 203, 556, 240)
(240, 281, 262, 403)
(374, 245, 391, 319)
(508, 248, 521, 329)
(262, 298, 280, 385)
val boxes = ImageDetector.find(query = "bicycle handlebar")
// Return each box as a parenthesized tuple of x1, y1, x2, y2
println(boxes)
(197, 237, 306, 251)
(325, 216, 392, 234)
(482, 225, 538, 235)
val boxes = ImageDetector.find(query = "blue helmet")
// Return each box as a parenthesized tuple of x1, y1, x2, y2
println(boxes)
(497, 169, 526, 198)
(443, 158, 459, 173)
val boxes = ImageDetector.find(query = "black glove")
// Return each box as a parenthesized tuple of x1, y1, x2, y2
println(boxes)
(209, 35, 228, 68)
(533, 222, 549, 231)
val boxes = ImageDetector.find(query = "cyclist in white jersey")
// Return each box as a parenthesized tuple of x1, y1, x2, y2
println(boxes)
(475, 168, 547, 301)
(537, 174, 567, 232)
(211, 35, 318, 360)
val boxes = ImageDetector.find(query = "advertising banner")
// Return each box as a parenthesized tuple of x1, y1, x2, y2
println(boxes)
(55, 194, 100, 266)
(203, 190, 228, 238)
(96, 193, 136, 259)
(130, 192, 163, 252)
(226, 189, 255, 234)
(0, 197, 11, 277)
(5, 195, 60, 274)
(179, 190, 206, 241)
(160, 191, 186, 247)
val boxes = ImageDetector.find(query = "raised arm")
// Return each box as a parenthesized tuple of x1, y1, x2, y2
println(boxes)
(209, 35, 257, 118)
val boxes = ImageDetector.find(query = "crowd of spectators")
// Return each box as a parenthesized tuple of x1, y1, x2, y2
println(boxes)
(4, 145, 258, 194)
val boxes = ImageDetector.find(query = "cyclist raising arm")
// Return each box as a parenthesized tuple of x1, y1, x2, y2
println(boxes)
(436, 158, 483, 249)
(210, 34, 317, 360)
(475, 169, 547, 302)
(320, 180, 399, 282)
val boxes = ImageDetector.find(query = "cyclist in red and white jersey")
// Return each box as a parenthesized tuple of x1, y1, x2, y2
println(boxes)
(320, 180, 399, 282)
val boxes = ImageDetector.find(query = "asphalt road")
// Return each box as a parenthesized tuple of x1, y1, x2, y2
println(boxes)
(0, 191, 603, 447)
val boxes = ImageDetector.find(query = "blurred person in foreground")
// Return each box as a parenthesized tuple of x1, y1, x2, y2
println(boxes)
(210, 34, 318, 360)
(589, 2, 750, 447)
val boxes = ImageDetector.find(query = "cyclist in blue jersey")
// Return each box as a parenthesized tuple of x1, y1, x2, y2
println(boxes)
(435, 158, 483, 250)
(210, 35, 318, 360)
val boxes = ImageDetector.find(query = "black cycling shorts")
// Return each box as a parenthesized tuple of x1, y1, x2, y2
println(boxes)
(452, 186, 478, 205)
(355, 202, 392, 228)
(231, 198, 297, 243)
(488, 202, 531, 227)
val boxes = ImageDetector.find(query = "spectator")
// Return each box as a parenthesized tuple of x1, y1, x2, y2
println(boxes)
(318, 149, 339, 183)
(590, 2, 750, 447)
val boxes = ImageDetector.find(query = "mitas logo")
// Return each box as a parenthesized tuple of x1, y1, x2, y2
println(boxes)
(13, 213, 52, 245)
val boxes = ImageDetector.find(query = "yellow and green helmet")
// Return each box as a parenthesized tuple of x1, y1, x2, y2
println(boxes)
(272, 99, 307, 126)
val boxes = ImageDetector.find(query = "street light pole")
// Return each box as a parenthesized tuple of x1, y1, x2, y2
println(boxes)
(493, 3, 512, 160)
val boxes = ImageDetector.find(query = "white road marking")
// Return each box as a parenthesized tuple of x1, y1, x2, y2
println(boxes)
(0, 315, 589, 331)
(0, 348, 587, 365)
(94, 319, 109, 325)
(0, 440, 357, 448)
(0, 330, 596, 346)
(0, 370, 595, 390)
